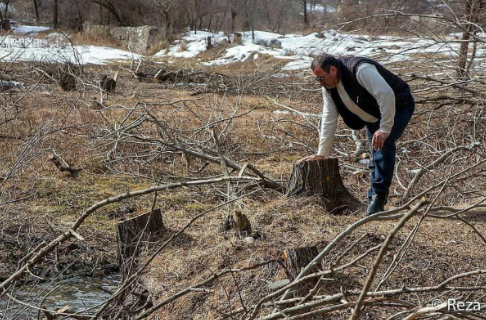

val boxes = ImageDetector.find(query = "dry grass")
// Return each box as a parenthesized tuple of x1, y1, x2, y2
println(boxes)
(145, 195, 486, 319)
(68, 31, 125, 49)
(1, 54, 486, 318)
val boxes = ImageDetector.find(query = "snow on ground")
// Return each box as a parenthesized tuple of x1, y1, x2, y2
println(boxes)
(12, 24, 50, 35)
(0, 24, 481, 70)
(154, 29, 473, 71)
(0, 24, 141, 65)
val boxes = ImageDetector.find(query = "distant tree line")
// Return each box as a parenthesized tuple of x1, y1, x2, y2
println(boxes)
(1, 0, 483, 38)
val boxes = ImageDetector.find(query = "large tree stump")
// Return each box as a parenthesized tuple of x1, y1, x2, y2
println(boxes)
(287, 158, 363, 214)
(117, 209, 165, 279)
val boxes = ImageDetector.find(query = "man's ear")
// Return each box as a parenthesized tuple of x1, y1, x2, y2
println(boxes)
(329, 65, 338, 76)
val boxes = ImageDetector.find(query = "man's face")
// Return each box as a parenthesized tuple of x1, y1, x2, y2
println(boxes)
(313, 65, 339, 89)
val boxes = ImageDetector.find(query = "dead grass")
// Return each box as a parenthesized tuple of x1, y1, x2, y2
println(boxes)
(1, 56, 486, 318)
(69, 31, 125, 49)
(145, 194, 486, 319)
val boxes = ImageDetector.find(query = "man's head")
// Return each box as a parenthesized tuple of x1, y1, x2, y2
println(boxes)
(311, 54, 340, 89)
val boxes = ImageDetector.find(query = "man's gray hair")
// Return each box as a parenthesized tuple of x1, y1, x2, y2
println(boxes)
(311, 54, 339, 72)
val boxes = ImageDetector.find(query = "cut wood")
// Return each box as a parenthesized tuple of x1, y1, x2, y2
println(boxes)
(281, 246, 320, 296)
(287, 158, 363, 214)
(99, 71, 118, 93)
(48, 154, 81, 175)
(117, 209, 165, 278)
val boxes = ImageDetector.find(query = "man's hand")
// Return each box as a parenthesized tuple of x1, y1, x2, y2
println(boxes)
(297, 154, 326, 163)
(372, 130, 390, 150)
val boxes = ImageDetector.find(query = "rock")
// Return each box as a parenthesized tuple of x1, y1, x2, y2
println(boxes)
(268, 279, 291, 292)
(244, 236, 255, 244)
(268, 39, 282, 49)
(253, 38, 282, 49)
(253, 38, 266, 46)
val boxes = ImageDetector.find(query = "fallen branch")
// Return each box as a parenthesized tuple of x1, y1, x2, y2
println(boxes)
(349, 197, 428, 320)
(402, 142, 481, 201)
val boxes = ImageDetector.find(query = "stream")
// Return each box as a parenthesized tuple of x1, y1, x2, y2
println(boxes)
(1, 274, 121, 319)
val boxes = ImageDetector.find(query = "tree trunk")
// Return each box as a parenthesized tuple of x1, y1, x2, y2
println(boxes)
(91, 0, 123, 26)
(75, 0, 83, 31)
(99, 3, 103, 24)
(231, 11, 237, 33)
(117, 209, 165, 279)
(33, 0, 40, 22)
(303, 0, 309, 27)
(3, 0, 9, 20)
(457, 0, 483, 79)
(287, 158, 363, 214)
(52, 0, 58, 29)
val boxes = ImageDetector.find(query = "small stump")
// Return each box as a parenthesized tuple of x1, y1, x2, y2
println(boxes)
(287, 158, 363, 214)
(281, 246, 320, 296)
(117, 209, 165, 279)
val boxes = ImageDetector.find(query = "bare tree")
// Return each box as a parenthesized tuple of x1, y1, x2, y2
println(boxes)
(32, 0, 40, 21)
(457, 0, 485, 79)
(298, 0, 310, 27)
(52, 0, 58, 28)
(90, 0, 123, 25)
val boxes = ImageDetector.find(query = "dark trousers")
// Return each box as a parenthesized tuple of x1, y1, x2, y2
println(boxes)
(366, 97, 415, 200)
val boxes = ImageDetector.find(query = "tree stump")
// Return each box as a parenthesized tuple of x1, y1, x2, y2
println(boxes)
(57, 66, 76, 91)
(99, 72, 118, 94)
(117, 209, 165, 279)
(206, 36, 213, 50)
(281, 246, 320, 296)
(0, 19, 11, 31)
(287, 158, 363, 214)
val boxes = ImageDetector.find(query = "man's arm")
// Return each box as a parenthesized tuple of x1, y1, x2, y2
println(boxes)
(299, 88, 338, 162)
(357, 63, 395, 149)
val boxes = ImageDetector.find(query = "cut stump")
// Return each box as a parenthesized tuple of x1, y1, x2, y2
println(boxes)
(287, 158, 363, 214)
(117, 209, 165, 279)
(281, 246, 320, 296)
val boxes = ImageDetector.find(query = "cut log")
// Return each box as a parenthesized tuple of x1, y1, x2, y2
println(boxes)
(281, 246, 320, 296)
(117, 209, 165, 278)
(153, 69, 183, 83)
(287, 158, 363, 214)
(48, 154, 82, 175)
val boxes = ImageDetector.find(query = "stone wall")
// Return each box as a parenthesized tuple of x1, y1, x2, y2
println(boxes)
(84, 23, 164, 55)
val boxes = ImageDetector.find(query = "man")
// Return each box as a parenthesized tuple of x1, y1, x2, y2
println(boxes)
(299, 54, 414, 215)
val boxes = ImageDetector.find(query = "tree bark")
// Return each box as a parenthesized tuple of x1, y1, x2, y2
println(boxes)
(32, 0, 40, 22)
(48, 154, 81, 175)
(287, 158, 363, 214)
(457, 0, 483, 79)
(91, 0, 123, 26)
(302, 0, 309, 27)
(281, 246, 319, 296)
(74, 0, 83, 31)
(53, 0, 58, 29)
(117, 209, 165, 279)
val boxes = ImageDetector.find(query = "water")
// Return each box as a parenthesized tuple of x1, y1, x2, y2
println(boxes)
(1, 274, 120, 319)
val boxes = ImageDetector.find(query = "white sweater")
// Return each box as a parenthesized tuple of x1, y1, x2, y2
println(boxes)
(317, 63, 396, 156)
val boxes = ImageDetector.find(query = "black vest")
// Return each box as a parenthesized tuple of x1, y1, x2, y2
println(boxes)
(326, 56, 412, 130)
